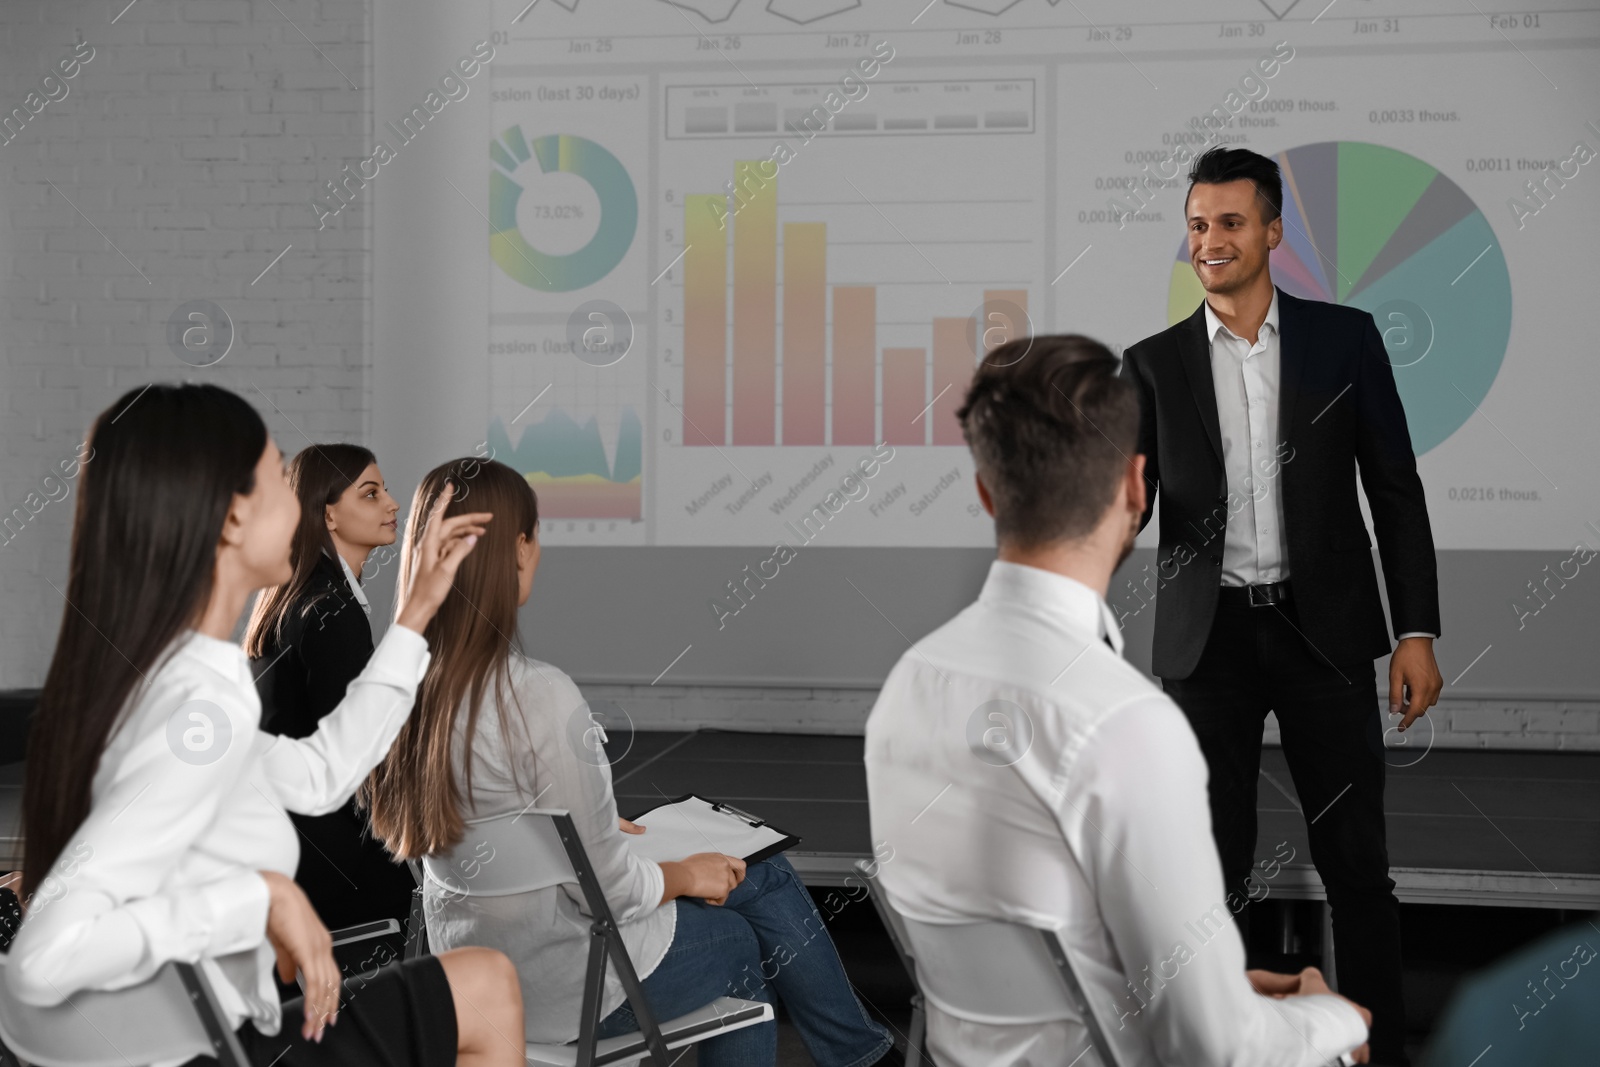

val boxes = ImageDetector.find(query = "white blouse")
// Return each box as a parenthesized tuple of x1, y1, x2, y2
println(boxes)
(424, 653, 675, 1045)
(6, 623, 430, 1046)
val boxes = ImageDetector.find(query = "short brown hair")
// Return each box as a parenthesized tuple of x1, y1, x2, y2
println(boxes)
(955, 335, 1138, 548)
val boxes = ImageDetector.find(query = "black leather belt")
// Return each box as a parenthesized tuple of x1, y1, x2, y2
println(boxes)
(1218, 580, 1293, 608)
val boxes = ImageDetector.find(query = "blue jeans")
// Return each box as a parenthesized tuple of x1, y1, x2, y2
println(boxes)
(595, 855, 893, 1067)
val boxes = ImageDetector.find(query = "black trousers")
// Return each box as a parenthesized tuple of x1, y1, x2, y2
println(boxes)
(1161, 592, 1408, 1064)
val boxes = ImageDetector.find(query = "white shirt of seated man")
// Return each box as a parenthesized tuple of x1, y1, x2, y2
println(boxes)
(864, 467, 1370, 1067)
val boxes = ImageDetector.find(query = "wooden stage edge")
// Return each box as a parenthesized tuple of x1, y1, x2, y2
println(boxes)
(788, 852, 1600, 910)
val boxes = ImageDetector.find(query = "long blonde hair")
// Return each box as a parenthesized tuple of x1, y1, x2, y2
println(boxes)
(362, 457, 539, 859)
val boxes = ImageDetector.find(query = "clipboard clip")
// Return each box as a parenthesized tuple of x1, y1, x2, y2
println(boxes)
(712, 801, 766, 828)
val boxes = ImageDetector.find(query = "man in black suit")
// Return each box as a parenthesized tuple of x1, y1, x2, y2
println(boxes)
(1119, 146, 1444, 1065)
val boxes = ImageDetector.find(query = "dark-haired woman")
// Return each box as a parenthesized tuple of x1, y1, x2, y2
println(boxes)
(10, 384, 522, 1067)
(245, 444, 415, 932)
(364, 458, 895, 1067)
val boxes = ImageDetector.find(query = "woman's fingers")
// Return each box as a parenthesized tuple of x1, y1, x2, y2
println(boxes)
(434, 510, 494, 541)
(303, 944, 340, 1040)
(419, 482, 456, 553)
(436, 528, 482, 573)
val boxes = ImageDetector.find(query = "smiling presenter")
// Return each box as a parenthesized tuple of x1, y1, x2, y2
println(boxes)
(1119, 146, 1443, 1066)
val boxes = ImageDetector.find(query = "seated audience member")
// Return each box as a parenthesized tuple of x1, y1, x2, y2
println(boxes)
(10, 384, 522, 1067)
(1421, 917, 1599, 1067)
(245, 444, 415, 931)
(363, 458, 898, 1067)
(863, 336, 1372, 1067)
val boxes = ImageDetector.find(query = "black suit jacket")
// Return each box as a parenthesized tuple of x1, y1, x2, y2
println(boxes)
(253, 552, 374, 739)
(1119, 286, 1441, 680)
(251, 552, 415, 929)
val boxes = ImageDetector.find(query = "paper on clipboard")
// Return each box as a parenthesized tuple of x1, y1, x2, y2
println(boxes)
(624, 794, 800, 865)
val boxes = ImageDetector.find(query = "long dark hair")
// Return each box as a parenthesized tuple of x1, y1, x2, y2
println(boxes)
(22, 384, 268, 899)
(243, 443, 376, 659)
(364, 458, 538, 859)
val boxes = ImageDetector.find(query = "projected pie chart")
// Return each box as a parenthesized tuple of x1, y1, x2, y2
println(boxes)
(1167, 141, 1512, 455)
(489, 130, 637, 292)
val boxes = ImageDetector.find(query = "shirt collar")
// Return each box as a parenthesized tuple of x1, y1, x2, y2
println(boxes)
(977, 560, 1124, 656)
(1204, 286, 1279, 345)
(171, 628, 251, 678)
(326, 548, 371, 615)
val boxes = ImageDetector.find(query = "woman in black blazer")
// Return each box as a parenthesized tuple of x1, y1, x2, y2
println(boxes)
(245, 443, 416, 931)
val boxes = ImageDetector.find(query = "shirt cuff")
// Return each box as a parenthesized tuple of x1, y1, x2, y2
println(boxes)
(642, 859, 666, 911)
(367, 622, 431, 687)
(207, 869, 274, 957)
(1396, 632, 1436, 640)
(123, 867, 272, 963)
(1307, 993, 1373, 1058)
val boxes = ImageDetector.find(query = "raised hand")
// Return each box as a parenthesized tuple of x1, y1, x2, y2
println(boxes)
(395, 481, 492, 634)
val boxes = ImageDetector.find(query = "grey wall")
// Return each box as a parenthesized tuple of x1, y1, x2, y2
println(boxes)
(520, 545, 1600, 700)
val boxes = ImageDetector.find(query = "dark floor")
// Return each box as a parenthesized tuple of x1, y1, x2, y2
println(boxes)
(608, 729, 1600, 879)
(605, 729, 1600, 1064)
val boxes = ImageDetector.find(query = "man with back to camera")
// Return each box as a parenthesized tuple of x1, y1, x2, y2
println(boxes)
(864, 335, 1371, 1067)
(1119, 146, 1444, 1065)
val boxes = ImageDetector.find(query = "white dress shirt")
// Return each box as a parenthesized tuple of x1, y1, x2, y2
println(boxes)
(864, 561, 1368, 1067)
(1205, 292, 1288, 589)
(334, 550, 371, 616)
(424, 653, 675, 1045)
(1206, 293, 1433, 639)
(7, 623, 430, 1058)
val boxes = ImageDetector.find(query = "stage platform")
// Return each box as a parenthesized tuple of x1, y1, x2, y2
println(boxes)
(0, 729, 1593, 913)
(608, 730, 1600, 911)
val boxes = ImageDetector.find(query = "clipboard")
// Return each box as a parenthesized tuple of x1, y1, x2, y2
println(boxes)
(622, 793, 802, 866)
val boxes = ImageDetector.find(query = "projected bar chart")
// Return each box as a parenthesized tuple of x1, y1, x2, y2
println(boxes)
(680, 159, 1029, 448)
(783, 221, 826, 445)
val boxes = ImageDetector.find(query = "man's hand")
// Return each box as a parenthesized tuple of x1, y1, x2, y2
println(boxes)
(1389, 636, 1443, 730)
(1248, 967, 1370, 1063)
(1246, 968, 1300, 998)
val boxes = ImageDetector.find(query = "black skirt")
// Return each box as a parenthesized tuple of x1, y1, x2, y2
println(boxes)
(186, 956, 457, 1067)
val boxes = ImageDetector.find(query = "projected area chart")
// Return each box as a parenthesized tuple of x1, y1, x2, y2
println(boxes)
(486, 75, 652, 545)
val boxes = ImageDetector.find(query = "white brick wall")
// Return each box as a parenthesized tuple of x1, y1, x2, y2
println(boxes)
(0, 0, 371, 686)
